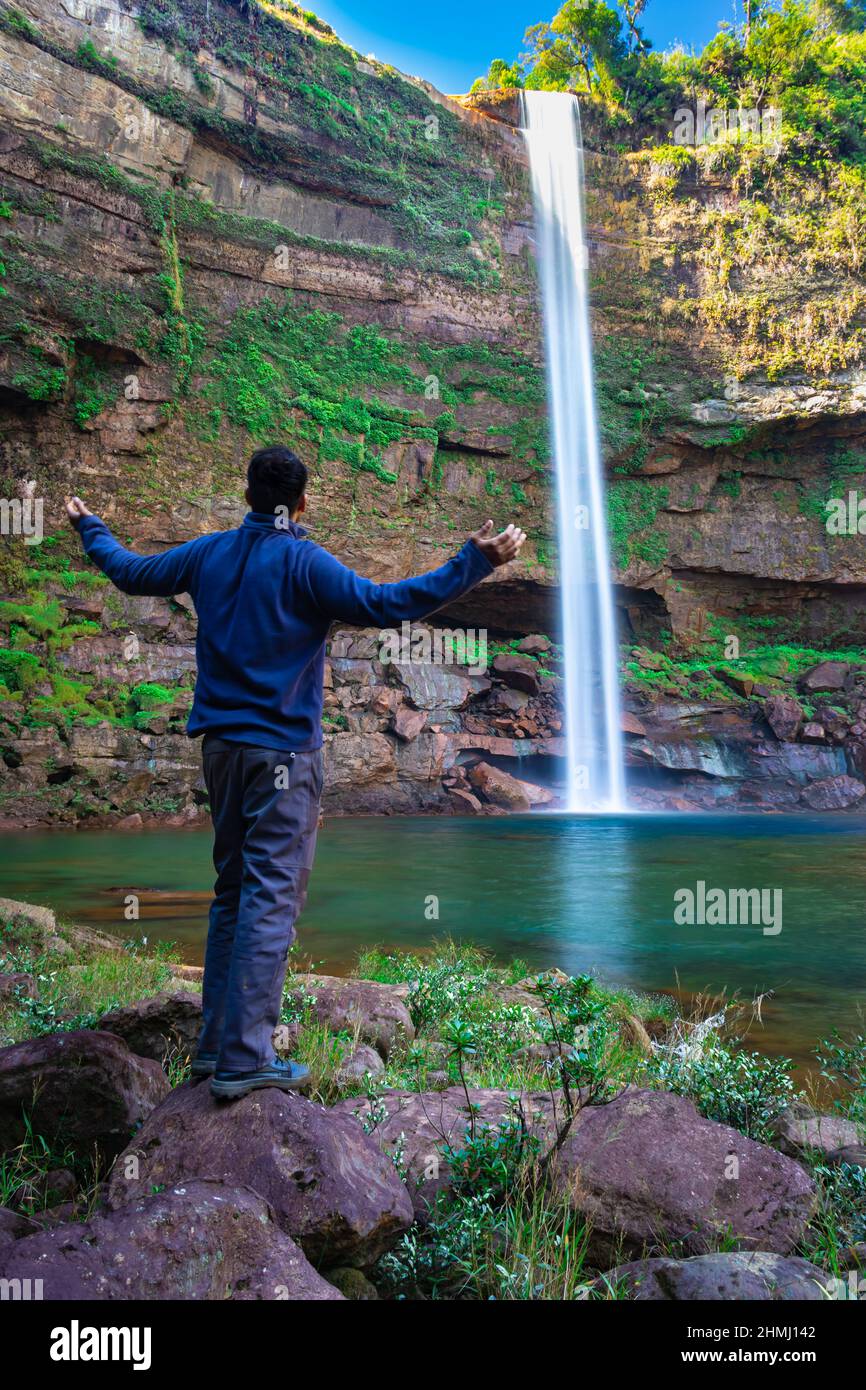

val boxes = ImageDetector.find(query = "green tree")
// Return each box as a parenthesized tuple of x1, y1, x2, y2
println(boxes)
(469, 57, 525, 92)
(524, 0, 628, 93)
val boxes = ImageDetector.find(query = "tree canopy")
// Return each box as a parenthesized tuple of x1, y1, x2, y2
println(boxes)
(470, 0, 866, 167)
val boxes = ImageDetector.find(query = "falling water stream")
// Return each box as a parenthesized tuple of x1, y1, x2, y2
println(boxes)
(522, 91, 626, 812)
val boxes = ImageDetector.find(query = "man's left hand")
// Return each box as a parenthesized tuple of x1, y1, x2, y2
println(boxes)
(65, 496, 92, 529)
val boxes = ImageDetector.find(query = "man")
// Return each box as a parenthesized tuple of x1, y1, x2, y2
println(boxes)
(66, 445, 525, 1099)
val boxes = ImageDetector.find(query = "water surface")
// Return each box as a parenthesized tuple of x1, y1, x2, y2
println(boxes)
(1, 814, 864, 1068)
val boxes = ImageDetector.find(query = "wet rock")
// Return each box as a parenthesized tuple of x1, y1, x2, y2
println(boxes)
(492, 654, 540, 696)
(285, 974, 414, 1060)
(107, 1084, 413, 1268)
(0, 1030, 169, 1158)
(594, 1252, 835, 1301)
(97, 991, 203, 1064)
(763, 694, 804, 741)
(468, 761, 532, 810)
(548, 1089, 816, 1264)
(446, 787, 483, 813)
(770, 1102, 860, 1159)
(801, 774, 865, 810)
(798, 661, 850, 693)
(0, 1179, 342, 1300)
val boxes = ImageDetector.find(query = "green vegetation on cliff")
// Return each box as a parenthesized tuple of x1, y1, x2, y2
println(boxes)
(474, 1, 866, 379)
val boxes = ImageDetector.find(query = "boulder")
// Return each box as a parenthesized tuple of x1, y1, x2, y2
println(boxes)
(106, 1083, 413, 1268)
(97, 991, 203, 1064)
(798, 661, 850, 693)
(0, 897, 57, 936)
(392, 663, 487, 711)
(801, 775, 865, 810)
(815, 705, 851, 742)
(770, 1102, 861, 1159)
(763, 694, 804, 742)
(617, 1014, 654, 1056)
(515, 635, 550, 656)
(621, 710, 647, 737)
(0, 1030, 169, 1158)
(325, 1266, 379, 1299)
(492, 653, 541, 696)
(548, 1089, 816, 1263)
(827, 1144, 866, 1169)
(332, 1087, 558, 1217)
(594, 1252, 835, 1301)
(0, 1205, 40, 1256)
(286, 974, 414, 1059)
(468, 761, 532, 811)
(713, 668, 754, 698)
(392, 706, 427, 741)
(0, 972, 36, 1001)
(336, 1044, 385, 1087)
(800, 722, 827, 744)
(0, 1179, 342, 1300)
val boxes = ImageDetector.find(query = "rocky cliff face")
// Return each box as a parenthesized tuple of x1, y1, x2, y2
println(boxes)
(2, 0, 866, 825)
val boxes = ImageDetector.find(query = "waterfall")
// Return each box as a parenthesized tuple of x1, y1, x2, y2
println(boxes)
(521, 90, 626, 813)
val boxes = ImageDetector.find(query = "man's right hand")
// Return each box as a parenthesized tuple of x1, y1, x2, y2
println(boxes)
(469, 520, 527, 569)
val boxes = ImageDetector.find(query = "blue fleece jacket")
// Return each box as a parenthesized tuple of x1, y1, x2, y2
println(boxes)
(75, 512, 494, 750)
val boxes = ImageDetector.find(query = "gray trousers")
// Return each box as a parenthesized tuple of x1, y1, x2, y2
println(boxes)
(199, 737, 322, 1072)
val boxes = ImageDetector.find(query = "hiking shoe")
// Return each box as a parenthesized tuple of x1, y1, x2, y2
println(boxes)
(210, 1057, 310, 1101)
(190, 1051, 218, 1078)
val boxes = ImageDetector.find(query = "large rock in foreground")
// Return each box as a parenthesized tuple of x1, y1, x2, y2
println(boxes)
(0, 1030, 169, 1157)
(595, 1252, 835, 1301)
(107, 1082, 413, 1267)
(97, 991, 203, 1064)
(333, 1087, 558, 1217)
(285, 974, 414, 1059)
(0, 1179, 342, 1300)
(549, 1089, 816, 1263)
(0, 1205, 40, 1256)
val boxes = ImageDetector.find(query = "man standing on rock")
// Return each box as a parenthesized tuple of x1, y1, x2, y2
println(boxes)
(66, 446, 525, 1100)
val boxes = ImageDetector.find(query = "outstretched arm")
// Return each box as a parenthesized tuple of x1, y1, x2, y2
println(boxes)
(65, 497, 201, 597)
(304, 520, 526, 626)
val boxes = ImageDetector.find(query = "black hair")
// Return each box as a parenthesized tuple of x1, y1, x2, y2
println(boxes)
(247, 446, 308, 515)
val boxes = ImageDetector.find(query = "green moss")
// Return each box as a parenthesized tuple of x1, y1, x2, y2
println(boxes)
(607, 479, 669, 570)
(129, 682, 176, 712)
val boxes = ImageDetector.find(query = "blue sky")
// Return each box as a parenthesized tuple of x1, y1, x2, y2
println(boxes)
(310, 1, 742, 93)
